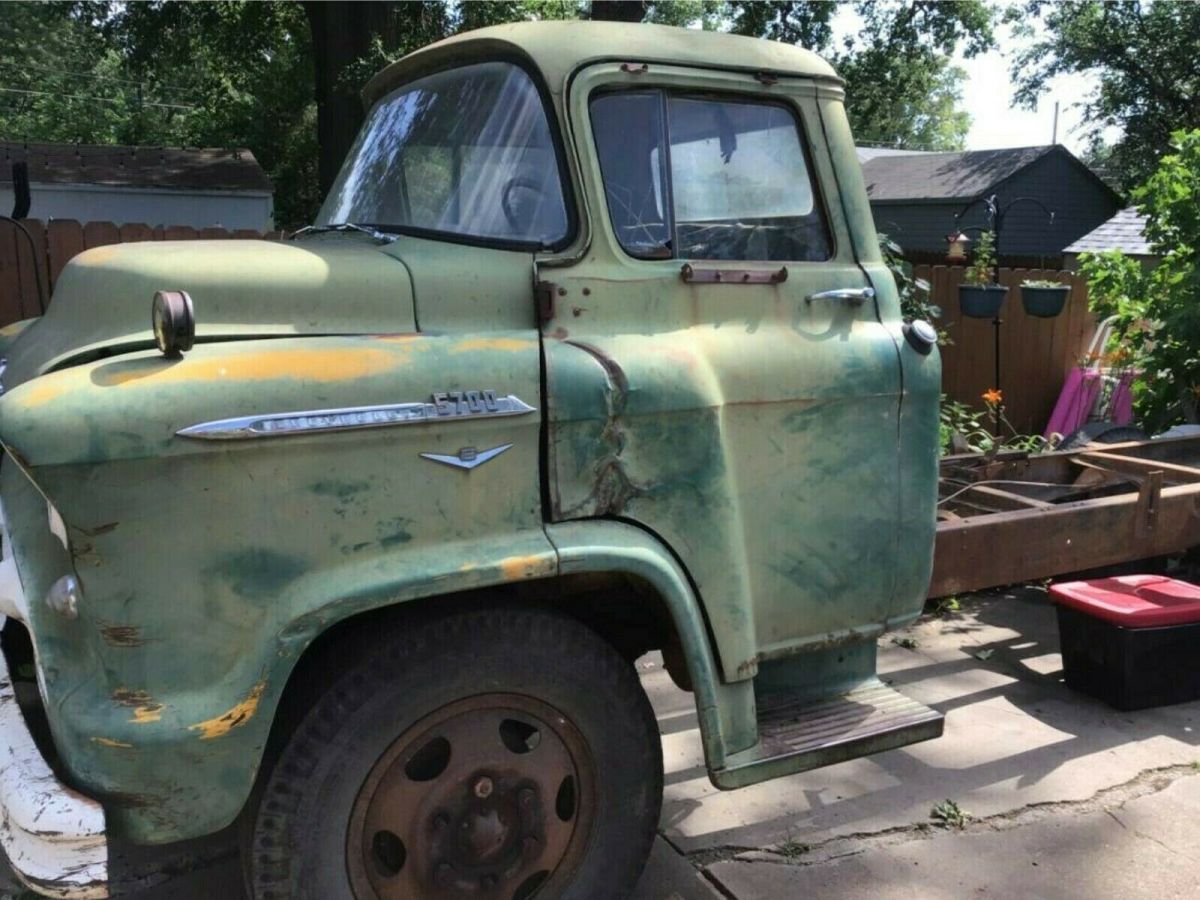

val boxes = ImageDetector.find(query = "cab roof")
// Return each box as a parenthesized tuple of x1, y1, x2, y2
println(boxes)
(363, 21, 839, 106)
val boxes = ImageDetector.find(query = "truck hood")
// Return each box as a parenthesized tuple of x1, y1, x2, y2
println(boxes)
(1, 236, 416, 391)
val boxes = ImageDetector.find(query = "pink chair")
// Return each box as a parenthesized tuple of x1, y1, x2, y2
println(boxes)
(1044, 317, 1135, 439)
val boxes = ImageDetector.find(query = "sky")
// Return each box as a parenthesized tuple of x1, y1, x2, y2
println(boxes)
(828, 5, 1117, 156)
(957, 37, 1101, 155)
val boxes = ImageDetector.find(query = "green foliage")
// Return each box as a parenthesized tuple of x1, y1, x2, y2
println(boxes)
(930, 799, 969, 828)
(939, 393, 1052, 456)
(1080, 130, 1200, 429)
(1011, 1, 1200, 191)
(964, 231, 997, 285)
(939, 397, 990, 454)
(879, 233, 942, 327)
(728, 1, 995, 150)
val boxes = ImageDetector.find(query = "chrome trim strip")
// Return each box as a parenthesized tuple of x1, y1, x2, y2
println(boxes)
(177, 394, 536, 441)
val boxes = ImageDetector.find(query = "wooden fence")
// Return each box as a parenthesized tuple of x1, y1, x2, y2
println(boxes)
(918, 265, 1096, 436)
(0, 218, 277, 327)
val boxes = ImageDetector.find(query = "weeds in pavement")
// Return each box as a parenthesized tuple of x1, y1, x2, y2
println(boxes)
(930, 799, 970, 829)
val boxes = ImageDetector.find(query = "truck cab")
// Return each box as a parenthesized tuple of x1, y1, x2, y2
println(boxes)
(0, 22, 941, 899)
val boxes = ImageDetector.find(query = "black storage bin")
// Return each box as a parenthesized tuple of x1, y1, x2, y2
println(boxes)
(1056, 604, 1200, 710)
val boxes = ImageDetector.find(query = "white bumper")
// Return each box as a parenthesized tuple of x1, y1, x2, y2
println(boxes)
(0, 501, 108, 898)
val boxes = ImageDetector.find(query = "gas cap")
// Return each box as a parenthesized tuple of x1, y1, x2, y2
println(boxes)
(903, 320, 937, 355)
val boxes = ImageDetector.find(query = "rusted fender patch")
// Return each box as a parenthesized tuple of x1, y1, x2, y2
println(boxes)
(188, 682, 266, 740)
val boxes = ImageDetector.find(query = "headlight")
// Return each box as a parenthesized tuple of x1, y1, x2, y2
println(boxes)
(152, 290, 195, 356)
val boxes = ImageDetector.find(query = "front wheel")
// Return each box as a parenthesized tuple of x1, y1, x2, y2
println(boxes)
(245, 607, 663, 900)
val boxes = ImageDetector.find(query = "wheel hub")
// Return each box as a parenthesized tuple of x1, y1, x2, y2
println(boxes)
(347, 694, 595, 899)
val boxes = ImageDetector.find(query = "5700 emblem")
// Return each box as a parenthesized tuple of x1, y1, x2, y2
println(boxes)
(432, 390, 503, 416)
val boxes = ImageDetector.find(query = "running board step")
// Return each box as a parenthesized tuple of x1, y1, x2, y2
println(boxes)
(711, 680, 944, 789)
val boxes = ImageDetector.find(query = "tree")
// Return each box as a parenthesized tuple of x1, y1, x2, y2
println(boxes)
(302, 2, 450, 195)
(727, 1, 995, 149)
(1011, 1, 1200, 190)
(1079, 130, 1200, 428)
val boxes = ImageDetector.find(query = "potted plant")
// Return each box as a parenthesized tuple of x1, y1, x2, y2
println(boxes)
(957, 230, 1007, 318)
(1020, 278, 1071, 318)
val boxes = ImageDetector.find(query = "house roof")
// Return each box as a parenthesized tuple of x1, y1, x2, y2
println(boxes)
(861, 145, 1060, 202)
(855, 146, 931, 163)
(0, 142, 273, 193)
(1063, 207, 1153, 256)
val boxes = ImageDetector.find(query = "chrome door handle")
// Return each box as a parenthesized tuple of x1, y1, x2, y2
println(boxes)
(805, 287, 875, 305)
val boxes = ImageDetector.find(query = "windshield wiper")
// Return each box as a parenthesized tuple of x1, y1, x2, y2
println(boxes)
(291, 222, 399, 244)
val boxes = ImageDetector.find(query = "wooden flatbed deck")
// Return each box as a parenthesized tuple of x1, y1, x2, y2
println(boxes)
(931, 434, 1200, 597)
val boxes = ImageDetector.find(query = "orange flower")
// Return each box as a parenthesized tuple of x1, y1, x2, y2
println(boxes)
(981, 388, 1003, 405)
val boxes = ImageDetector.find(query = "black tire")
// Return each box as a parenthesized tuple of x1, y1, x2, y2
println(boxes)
(245, 607, 663, 900)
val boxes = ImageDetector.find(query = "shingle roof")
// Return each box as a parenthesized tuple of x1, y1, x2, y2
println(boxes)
(1063, 208, 1152, 256)
(0, 142, 272, 193)
(861, 145, 1055, 201)
(855, 146, 931, 163)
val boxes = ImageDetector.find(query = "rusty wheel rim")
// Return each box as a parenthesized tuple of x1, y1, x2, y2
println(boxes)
(347, 693, 596, 899)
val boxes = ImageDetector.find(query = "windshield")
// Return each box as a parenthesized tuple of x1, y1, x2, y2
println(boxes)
(317, 61, 569, 248)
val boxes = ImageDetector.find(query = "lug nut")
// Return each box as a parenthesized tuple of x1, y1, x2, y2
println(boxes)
(473, 776, 494, 799)
(434, 862, 454, 884)
(518, 788, 535, 808)
(432, 813, 449, 830)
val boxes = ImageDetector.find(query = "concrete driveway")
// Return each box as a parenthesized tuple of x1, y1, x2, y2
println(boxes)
(23, 585, 1200, 899)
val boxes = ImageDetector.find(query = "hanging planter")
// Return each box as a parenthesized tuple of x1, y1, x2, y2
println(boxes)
(1021, 280, 1071, 318)
(959, 284, 1009, 318)
(957, 229, 1007, 318)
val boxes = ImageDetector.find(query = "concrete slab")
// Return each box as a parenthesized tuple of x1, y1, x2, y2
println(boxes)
(706, 767, 1200, 899)
(630, 838, 724, 900)
(653, 588, 1200, 856)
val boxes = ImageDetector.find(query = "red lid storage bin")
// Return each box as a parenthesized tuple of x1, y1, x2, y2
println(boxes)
(1050, 575, 1200, 710)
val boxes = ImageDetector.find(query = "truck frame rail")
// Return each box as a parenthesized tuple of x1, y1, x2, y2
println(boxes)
(931, 434, 1200, 598)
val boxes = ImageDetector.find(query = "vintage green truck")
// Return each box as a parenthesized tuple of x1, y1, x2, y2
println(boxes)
(0, 20, 942, 900)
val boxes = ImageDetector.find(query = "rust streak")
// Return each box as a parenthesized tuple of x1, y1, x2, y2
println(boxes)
(99, 622, 145, 648)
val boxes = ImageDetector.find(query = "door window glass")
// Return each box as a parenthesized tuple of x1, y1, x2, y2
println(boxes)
(591, 91, 831, 262)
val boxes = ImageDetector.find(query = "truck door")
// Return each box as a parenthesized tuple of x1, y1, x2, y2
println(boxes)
(541, 64, 906, 681)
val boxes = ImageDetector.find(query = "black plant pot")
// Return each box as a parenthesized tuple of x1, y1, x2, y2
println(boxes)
(1021, 284, 1070, 318)
(958, 284, 1008, 319)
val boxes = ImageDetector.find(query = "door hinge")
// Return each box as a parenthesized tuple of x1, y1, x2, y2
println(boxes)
(536, 281, 559, 325)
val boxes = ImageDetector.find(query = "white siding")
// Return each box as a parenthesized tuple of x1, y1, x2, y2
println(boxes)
(0, 183, 273, 231)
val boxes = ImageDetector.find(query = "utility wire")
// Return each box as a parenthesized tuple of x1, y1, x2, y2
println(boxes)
(0, 61, 199, 98)
(0, 86, 195, 111)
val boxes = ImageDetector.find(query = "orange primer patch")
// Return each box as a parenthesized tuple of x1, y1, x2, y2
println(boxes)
(91, 736, 134, 749)
(94, 346, 401, 388)
(72, 245, 122, 267)
(449, 337, 534, 354)
(15, 378, 73, 408)
(499, 555, 553, 581)
(188, 682, 266, 740)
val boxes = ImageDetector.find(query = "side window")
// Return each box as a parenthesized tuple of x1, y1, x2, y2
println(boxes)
(591, 91, 832, 262)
